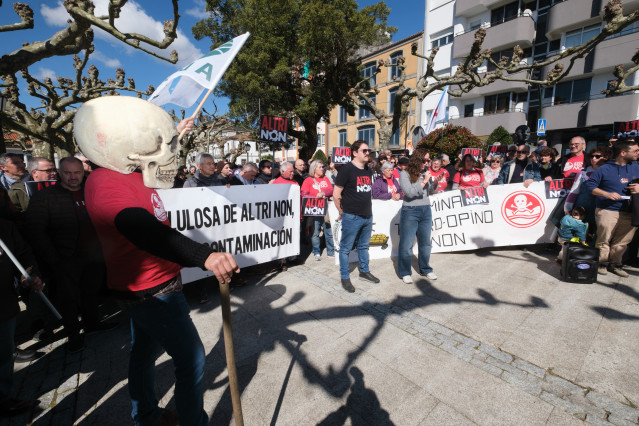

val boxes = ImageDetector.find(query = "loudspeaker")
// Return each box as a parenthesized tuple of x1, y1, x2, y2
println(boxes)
(561, 242, 599, 284)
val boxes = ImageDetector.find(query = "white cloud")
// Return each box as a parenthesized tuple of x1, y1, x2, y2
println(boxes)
(90, 51, 122, 68)
(33, 67, 57, 81)
(185, 0, 211, 20)
(39, 0, 203, 67)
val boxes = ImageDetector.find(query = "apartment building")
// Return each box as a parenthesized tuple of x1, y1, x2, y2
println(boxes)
(327, 32, 424, 155)
(421, 0, 639, 150)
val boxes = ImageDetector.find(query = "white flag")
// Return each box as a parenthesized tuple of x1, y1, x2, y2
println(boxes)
(149, 33, 250, 108)
(424, 86, 448, 135)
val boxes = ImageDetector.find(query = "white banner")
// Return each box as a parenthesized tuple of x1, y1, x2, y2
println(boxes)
(158, 184, 300, 283)
(328, 181, 561, 263)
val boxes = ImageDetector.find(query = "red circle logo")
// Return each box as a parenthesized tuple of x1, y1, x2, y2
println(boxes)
(501, 191, 545, 228)
(151, 193, 168, 222)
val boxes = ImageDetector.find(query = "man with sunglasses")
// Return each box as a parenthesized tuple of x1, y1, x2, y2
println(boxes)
(7, 157, 58, 213)
(585, 139, 639, 277)
(552, 136, 588, 182)
(496, 144, 541, 187)
(333, 140, 380, 292)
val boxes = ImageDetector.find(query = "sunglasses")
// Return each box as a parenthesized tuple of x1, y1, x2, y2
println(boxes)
(591, 154, 604, 159)
(361, 149, 371, 154)
(490, 160, 500, 163)
(517, 150, 529, 154)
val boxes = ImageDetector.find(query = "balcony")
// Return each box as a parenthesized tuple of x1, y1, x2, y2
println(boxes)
(586, 94, 639, 127)
(453, 16, 535, 59)
(546, 0, 601, 40)
(542, 54, 589, 81)
(543, 101, 589, 129)
(592, 30, 639, 72)
(467, 71, 529, 97)
(450, 110, 527, 136)
(455, 0, 512, 18)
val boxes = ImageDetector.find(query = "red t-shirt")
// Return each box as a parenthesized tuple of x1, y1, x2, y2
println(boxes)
(562, 154, 584, 179)
(84, 169, 181, 292)
(300, 176, 333, 198)
(453, 168, 485, 190)
(392, 169, 400, 180)
(385, 178, 397, 194)
(430, 168, 449, 192)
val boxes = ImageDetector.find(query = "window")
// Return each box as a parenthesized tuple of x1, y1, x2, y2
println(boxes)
(389, 88, 398, 114)
(551, 78, 592, 105)
(389, 130, 400, 146)
(317, 134, 325, 147)
(464, 104, 474, 118)
(357, 125, 376, 147)
(431, 33, 453, 50)
(490, 1, 519, 26)
(389, 51, 403, 80)
(470, 20, 481, 31)
(358, 96, 375, 119)
(565, 24, 600, 49)
(339, 106, 347, 123)
(338, 130, 347, 146)
(484, 93, 513, 115)
(361, 61, 377, 87)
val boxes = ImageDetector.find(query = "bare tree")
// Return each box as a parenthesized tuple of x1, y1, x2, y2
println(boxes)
(1, 0, 184, 155)
(2, 49, 152, 158)
(349, 0, 639, 150)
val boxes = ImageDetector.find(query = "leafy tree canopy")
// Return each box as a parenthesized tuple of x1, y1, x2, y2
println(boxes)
(417, 126, 482, 160)
(486, 125, 514, 146)
(311, 148, 328, 164)
(192, 0, 396, 160)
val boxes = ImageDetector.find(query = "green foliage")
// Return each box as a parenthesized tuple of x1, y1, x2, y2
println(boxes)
(261, 154, 274, 161)
(192, 0, 395, 160)
(311, 149, 328, 163)
(417, 125, 482, 159)
(486, 125, 514, 146)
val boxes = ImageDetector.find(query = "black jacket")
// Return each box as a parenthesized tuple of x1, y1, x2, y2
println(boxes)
(0, 219, 40, 322)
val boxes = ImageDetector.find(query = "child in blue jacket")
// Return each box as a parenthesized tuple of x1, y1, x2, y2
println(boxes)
(556, 206, 588, 262)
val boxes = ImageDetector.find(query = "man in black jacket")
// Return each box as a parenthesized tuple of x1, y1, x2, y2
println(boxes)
(0, 219, 42, 417)
(26, 157, 116, 353)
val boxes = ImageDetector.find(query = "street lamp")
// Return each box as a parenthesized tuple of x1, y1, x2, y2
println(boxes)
(0, 93, 7, 155)
(245, 142, 251, 163)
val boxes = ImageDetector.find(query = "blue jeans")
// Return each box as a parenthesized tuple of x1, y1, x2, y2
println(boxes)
(128, 291, 207, 426)
(0, 317, 16, 405)
(311, 218, 334, 256)
(398, 205, 434, 277)
(339, 213, 373, 279)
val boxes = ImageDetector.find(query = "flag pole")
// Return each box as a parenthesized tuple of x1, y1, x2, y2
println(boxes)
(177, 86, 216, 142)
(0, 237, 62, 320)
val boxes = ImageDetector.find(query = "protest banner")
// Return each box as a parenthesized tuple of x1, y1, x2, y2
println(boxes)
(487, 145, 509, 155)
(613, 119, 639, 139)
(25, 180, 56, 196)
(158, 184, 300, 283)
(545, 178, 574, 199)
(259, 115, 288, 143)
(332, 146, 352, 164)
(328, 181, 562, 263)
(461, 147, 483, 162)
(302, 197, 326, 217)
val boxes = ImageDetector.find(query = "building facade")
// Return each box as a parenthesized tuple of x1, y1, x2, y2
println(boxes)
(421, 0, 639, 151)
(327, 32, 424, 155)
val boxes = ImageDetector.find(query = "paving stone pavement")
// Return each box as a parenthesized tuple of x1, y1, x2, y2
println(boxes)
(2, 246, 639, 425)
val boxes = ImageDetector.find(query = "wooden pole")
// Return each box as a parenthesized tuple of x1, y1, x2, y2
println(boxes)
(177, 86, 216, 142)
(219, 281, 244, 425)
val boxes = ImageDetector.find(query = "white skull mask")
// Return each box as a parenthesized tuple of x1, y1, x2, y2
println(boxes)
(73, 96, 180, 189)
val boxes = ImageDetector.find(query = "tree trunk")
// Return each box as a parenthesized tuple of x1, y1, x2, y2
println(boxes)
(32, 140, 53, 158)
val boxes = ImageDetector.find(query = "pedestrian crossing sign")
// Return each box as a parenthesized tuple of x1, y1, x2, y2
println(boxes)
(537, 119, 546, 136)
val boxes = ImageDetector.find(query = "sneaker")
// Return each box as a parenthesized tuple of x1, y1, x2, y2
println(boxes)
(341, 278, 356, 293)
(401, 275, 413, 284)
(424, 272, 438, 280)
(359, 271, 380, 283)
(327, 254, 335, 258)
(598, 265, 608, 275)
(315, 254, 321, 261)
(608, 265, 629, 277)
(14, 348, 43, 363)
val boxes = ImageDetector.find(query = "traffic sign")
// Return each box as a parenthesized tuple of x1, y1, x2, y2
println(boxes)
(537, 119, 547, 136)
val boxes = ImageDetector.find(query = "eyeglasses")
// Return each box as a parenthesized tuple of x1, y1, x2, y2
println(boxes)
(591, 154, 604, 159)
(423, 159, 431, 163)
(361, 149, 371, 154)
(516, 150, 529, 154)
(36, 168, 57, 173)
(490, 160, 501, 163)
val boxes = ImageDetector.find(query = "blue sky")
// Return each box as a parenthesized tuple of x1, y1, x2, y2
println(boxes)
(2, 0, 424, 118)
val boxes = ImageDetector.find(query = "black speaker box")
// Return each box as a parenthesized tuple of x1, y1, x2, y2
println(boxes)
(561, 242, 599, 284)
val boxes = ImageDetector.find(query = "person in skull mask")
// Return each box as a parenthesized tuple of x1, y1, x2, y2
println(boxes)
(74, 97, 239, 426)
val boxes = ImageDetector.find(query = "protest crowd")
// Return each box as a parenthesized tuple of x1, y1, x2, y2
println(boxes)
(1, 115, 638, 423)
